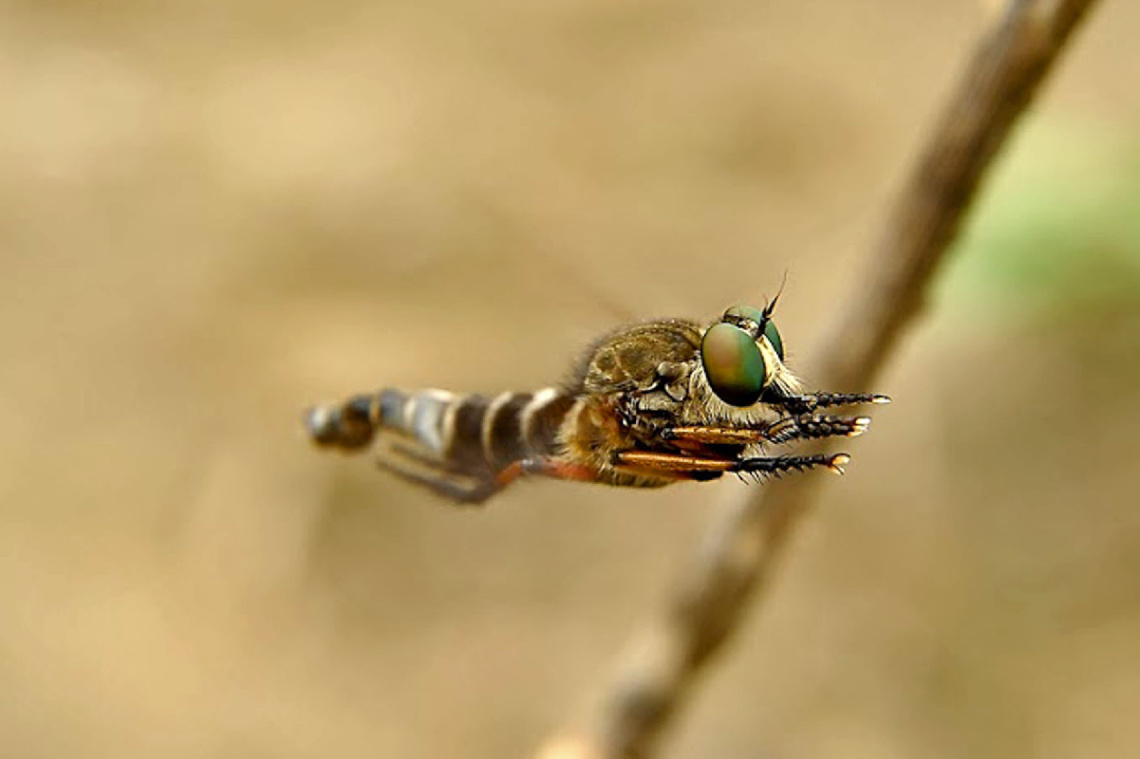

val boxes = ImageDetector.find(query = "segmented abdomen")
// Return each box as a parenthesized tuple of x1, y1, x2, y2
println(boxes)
(306, 387, 576, 474)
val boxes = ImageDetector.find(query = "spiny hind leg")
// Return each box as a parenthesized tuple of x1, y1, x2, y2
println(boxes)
(732, 452, 851, 479)
(614, 450, 850, 482)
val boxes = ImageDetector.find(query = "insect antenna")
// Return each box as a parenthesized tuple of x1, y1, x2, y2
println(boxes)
(760, 272, 788, 324)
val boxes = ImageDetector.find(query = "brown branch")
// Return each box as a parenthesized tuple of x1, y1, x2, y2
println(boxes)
(537, 1, 1101, 757)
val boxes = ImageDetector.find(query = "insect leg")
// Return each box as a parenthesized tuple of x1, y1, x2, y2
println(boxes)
(731, 452, 851, 479)
(380, 448, 610, 503)
(773, 392, 890, 413)
(375, 458, 501, 506)
(614, 450, 851, 481)
(661, 426, 769, 446)
(613, 450, 735, 481)
(763, 413, 871, 444)
(663, 413, 870, 447)
(376, 443, 499, 505)
(373, 441, 501, 506)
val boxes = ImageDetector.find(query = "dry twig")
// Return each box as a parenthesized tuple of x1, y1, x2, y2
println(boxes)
(538, 1, 1101, 756)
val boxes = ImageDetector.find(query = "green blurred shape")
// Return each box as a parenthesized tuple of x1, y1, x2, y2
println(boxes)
(941, 120, 1140, 317)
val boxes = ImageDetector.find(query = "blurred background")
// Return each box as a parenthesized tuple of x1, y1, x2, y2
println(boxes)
(2, 1, 1139, 757)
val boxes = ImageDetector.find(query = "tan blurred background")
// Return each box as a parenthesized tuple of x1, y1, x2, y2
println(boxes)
(2, 1, 1139, 757)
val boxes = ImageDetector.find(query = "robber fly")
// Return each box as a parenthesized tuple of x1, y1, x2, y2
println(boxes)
(305, 295, 888, 505)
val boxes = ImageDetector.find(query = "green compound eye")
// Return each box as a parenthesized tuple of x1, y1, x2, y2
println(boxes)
(763, 319, 784, 361)
(701, 322, 767, 407)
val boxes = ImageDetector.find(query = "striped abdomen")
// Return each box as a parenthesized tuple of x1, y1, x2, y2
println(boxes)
(306, 387, 576, 475)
